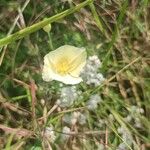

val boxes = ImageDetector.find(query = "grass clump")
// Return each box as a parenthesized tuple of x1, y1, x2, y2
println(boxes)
(0, 0, 150, 149)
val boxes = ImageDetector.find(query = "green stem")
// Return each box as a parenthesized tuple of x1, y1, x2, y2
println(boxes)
(102, 0, 128, 69)
(89, 2, 104, 34)
(11, 95, 28, 101)
(0, 0, 93, 47)
(48, 32, 54, 50)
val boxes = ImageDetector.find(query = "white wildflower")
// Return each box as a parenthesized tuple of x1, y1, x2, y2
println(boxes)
(61, 126, 71, 141)
(63, 111, 87, 125)
(129, 105, 144, 128)
(117, 127, 124, 134)
(130, 105, 144, 114)
(122, 132, 133, 146)
(137, 108, 144, 114)
(117, 126, 133, 148)
(96, 143, 105, 150)
(125, 115, 132, 122)
(86, 94, 102, 110)
(72, 111, 81, 125)
(56, 86, 80, 107)
(108, 114, 114, 121)
(78, 113, 87, 125)
(81, 55, 104, 86)
(62, 113, 72, 124)
(117, 143, 126, 150)
(42, 45, 87, 85)
(44, 126, 56, 142)
(98, 119, 105, 128)
(130, 105, 137, 113)
(134, 117, 142, 128)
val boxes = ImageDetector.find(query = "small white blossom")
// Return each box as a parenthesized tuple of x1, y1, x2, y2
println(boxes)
(129, 105, 144, 128)
(98, 119, 106, 128)
(137, 108, 144, 114)
(63, 111, 87, 125)
(135, 122, 142, 128)
(44, 126, 56, 142)
(86, 94, 102, 110)
(71, 113, 78, 125)
(130, 105, 144, 114)
(108, 114, 114, 121)
(125, 115, 132, 122)
(122, 132, 133, 146)
(56, 86, 81, 107)
(61, 126, 71, 141)
(78, 113, 87, 125)
(117, 127, 125, 134)
(117, 143, 126, 150)
(134, 117, 142, 128)
(117, 126, 133, 148)
(96, 143, 105, 150)
(130, 106, 137, 113)
(81, 55, 104, 86)
(62, 114, 72, 124)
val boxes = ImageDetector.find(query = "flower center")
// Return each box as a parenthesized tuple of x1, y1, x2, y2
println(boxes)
(55, 57, 70, 75)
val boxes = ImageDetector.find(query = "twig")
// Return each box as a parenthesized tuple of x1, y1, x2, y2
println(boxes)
(1, 101, 31, 116)
(0, 124, 33, 138)
(30, 79, 37, 131)
(38, 104, 58, 121)
(54, 130, 108, 136)
(92, 56, 142, 94)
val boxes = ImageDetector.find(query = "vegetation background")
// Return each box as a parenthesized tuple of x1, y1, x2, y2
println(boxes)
(0, 0, 150, 149)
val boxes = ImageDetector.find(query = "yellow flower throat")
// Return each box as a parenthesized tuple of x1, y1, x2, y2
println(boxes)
(55, 57, 70, 75)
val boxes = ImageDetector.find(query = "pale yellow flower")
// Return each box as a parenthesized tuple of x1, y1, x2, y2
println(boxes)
(42, 45, 87, 85)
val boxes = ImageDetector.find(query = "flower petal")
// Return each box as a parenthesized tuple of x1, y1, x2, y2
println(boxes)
(42, 65, 53, 82)
(42, 45, 87, 85)
(42, 64, 82, 84)
(53, 74, 82, 85)
(45, 45, 86, 66)
(69, 48, 87, 77)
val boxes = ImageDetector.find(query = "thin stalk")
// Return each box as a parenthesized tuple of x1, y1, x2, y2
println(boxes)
(89, 2, 104, 34)
(11, 95, 28, 101)
(102, 0, 128, 68)
(48, 32, 54, 50)
(0, 0, 93, 47)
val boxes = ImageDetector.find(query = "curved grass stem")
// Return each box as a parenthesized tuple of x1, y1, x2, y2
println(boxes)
(0, 0, 93, 47)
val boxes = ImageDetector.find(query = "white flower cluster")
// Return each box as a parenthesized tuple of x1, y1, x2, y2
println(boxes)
(130, 105, 144, 114)
(60, 126, 71, 141)
(96, 143, 105, 150)
(63, 111, 86, 125)
(86, 94, 102, 110)
(81, 55, 104, 86)
(125, 105, 144, 128)
(43, 126, 56, 142)
(117, 126, 133, 150)
(56, 86, 82, 107)
(98, 119, 106, 128)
